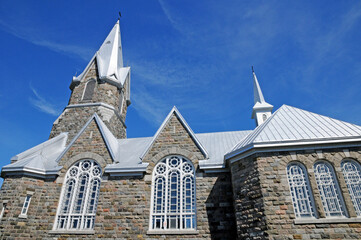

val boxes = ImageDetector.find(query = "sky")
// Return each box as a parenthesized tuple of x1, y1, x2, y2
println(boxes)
(0, 1, 361, 186)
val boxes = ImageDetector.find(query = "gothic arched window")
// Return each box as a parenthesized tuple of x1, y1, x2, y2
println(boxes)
(82, 79, 96, 101)
(150, 156, 196, 231)
(314, 161, 347, 217)
(342, 159, 361, 216)
(287, 162, 317, 218)
(53, 159, 102, 231)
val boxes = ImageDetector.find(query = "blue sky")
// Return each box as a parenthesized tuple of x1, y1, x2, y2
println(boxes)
(1, 1, 361, 186)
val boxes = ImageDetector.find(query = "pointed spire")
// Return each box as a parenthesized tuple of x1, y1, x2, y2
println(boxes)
(251, 67, 273, 126)
(252, 66, 265, 104)
(71, 20, 130, 90)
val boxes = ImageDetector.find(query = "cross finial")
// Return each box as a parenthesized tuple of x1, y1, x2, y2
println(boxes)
(118, 11, 122, 20)
(252, 66, 254, 73)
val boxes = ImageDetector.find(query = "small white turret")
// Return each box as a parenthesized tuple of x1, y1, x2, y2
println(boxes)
(251, 67, 273, 126)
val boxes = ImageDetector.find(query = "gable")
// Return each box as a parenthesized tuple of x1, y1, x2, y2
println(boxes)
(141, 109, 208, 166)
(57, 115, 116, 169)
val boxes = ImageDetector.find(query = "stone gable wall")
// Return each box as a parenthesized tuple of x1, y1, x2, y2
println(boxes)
(255, 146, 361, 240)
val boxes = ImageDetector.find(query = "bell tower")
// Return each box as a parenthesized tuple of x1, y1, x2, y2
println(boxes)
(50, 20, 130, 141)
(251, 67, 273, 126)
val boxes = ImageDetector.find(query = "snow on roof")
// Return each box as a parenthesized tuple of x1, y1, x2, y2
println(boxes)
(227, 104, 361, 159)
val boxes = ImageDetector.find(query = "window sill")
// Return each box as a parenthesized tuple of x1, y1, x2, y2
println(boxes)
(48, 230, 95, 235)
(147, 229, 199, 235)
(18, 214, 27, 219)
(294, 217, 361, 225)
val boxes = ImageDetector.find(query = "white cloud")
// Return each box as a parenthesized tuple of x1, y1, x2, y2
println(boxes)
(0, 19, 92, 61)
(29, 86, 60, 116)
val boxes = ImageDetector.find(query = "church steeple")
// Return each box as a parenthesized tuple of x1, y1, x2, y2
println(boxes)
(251, 67, 273, 126)
(50, 20, 130, 141)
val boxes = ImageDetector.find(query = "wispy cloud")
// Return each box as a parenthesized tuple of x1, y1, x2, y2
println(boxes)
(132, 87, 170, 126)
(0, 19, 92, 61)
(29, 86, 60, 116)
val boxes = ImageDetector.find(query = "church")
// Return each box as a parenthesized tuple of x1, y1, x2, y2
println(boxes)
(1, 20, 361, 240)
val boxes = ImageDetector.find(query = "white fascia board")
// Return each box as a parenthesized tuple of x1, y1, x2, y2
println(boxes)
(198, 161, 224, 169)
(55, 113, 117, 163)
(104, 163, 149, 176)
(11, 132, 68, 162)
(226, 138, 361, 165)
(1, 166, 61, 178)
(140, 106, 209, 160)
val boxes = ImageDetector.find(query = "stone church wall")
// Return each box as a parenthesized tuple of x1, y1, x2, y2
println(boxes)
(230, 155, 268, 239)
(256, 147, 361, 240)
(0, 114, 237, 239)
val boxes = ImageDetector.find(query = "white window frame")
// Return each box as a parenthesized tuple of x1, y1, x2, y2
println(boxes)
(286, 162, 317, 218)
(0, 200, 8, 221)
(314, 161, 347, 217)
(81, 79, 96, 101)
(341, 159, 361, 216)
(149, 155, 197, 233)
(19, 191, 34, 219)
(53, 159, 102, 231)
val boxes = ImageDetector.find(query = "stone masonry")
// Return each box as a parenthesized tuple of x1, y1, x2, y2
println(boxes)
(230, 146, 361, 240)
(0, 113, 237, 239)
(50, 60, 128, 141)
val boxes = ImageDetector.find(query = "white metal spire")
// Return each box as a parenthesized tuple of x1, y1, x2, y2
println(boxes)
(251, 67, 273, 126)
(253, 67, 265, 104)
(71, 20, 130, 90)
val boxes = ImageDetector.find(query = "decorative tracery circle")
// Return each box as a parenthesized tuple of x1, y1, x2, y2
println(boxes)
(169, 156, 180, 168)
(156, 163, 166, 174)
(81, 160, 91, 171)
(69, 167, 78, 177)
(92, 166, 101, 176)
(183, 163, 192, 173)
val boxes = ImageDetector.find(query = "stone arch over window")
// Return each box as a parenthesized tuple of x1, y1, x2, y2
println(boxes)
(313, 161, 347, 217)
(286, 162, 317, 218)
(82, 79, 96, 101)
(53, 159, 102, 231)
(149, 155, 196, 231)
(341, 159, 361, 216)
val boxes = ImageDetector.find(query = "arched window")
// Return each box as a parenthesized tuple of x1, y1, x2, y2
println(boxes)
(287, 162, 316, 218)
(150, 156, 196, 231)
(342, 159, 361, 216)
(53, 159, 102, 231)
(314, 161, 347, 217)
(82, 79, 96, 101)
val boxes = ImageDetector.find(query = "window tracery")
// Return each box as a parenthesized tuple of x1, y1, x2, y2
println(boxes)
(54, 159, 102, 231)
(150, 156, 196, 231)
(286, 162, 316, 218)
(314, 161, 347, 217)
(342, 159, 361, 216)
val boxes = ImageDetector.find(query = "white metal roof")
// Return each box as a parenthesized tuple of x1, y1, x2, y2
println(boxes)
(227, 104, 361, 158)
(71, 20, 130, 89)
(1, 133, 67, 176)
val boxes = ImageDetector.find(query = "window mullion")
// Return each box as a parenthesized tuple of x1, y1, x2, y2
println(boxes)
(66, 170, 80, 230)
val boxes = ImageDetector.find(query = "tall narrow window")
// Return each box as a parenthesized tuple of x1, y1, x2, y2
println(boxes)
(314, 161, 347, 217)
(19, 191, 34, 218)
(0, 201, 8, 221)
(82, 79, 96, 101)
(342, 160, 361, 216)
(287, 163, 316, 218)
(150, 156, 196, 231)
(53, 159, 102, 231)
